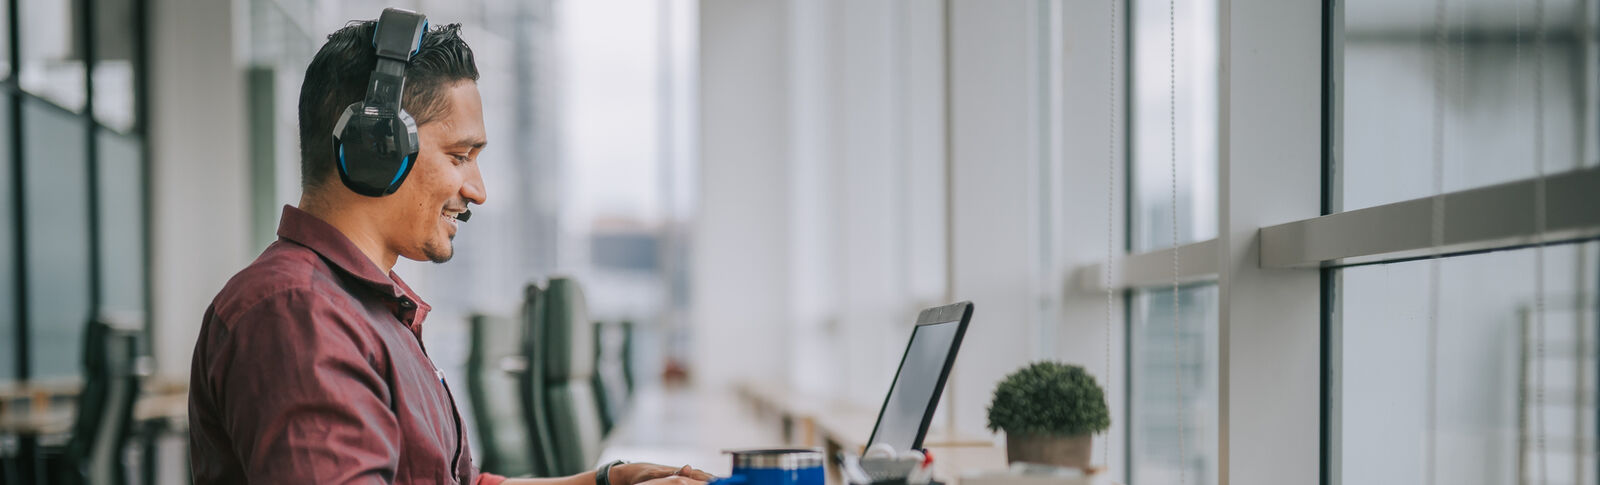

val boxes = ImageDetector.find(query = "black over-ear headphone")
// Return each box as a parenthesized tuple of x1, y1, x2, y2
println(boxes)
(332, 8, 428, 197)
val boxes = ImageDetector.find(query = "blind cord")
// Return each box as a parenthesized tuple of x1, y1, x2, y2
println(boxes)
(1168, 0, 1186, 483)
(1103, 0, 1118, 477)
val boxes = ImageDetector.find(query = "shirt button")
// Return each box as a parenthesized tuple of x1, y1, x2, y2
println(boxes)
(399, 298, 414, 308)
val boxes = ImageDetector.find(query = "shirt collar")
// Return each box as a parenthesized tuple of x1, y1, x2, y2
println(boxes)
(274, 205, 431, 311)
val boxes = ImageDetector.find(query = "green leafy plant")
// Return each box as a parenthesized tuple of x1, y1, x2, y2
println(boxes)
(986, 361, 1110, 436)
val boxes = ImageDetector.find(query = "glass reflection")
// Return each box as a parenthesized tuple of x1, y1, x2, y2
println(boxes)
(1338, 0, 1600, 211)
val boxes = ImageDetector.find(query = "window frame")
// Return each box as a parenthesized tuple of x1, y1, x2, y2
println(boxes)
(3, 0, 151, 382)
(1070, 1, 1326, 484)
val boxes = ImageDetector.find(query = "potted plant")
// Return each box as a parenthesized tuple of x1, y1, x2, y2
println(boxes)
(986, 361, 1110, 469)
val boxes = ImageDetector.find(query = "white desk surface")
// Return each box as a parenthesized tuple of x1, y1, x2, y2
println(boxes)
(599, 383, 1012, 485)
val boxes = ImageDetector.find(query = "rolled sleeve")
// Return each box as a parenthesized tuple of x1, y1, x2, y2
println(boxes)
(204, 289, 400, 483)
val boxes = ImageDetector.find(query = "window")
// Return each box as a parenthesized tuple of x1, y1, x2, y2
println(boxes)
(1337, 0, 1599, 212)
(22, 99, 92, 378)
(1129, 0, 1219, 252)
(97, 132, 144, 316)
(1127, 0, 1220, 483)
(1329, 0, 1600, 483)
(1129, 284, 1219, 485)
(1334, 242, 1599, 484)
(0, 0, 149, 381)
(19, 0, 87, 111)
(92, 0, 142, 132)
(0, 0, 10, 78)
(0, 94, 14, 383)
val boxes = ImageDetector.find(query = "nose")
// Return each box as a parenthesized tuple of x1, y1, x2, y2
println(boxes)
(461, 162, 487, 206)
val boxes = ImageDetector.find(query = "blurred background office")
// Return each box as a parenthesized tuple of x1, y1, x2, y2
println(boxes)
(0, 0, 1597, 484)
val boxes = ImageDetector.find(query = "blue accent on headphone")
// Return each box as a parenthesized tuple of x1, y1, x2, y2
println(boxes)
(390, 155, 410, 188)
(415, 20, 427, 56)
(373, 19, 427, 55)
(337, 8, 426, 198)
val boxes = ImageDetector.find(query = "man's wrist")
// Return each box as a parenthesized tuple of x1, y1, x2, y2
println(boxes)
(597, 460, 628, 485)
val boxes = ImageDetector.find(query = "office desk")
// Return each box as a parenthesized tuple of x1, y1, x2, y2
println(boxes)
(731, 382, 1009, 485)
(0, 380, 189, 485)
(0, 380, 188, 433)
(0, 406, 73, 436)
(598, 384, 788, 476)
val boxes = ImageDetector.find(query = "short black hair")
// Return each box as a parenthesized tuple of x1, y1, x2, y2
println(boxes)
(298, 20, 480, 191)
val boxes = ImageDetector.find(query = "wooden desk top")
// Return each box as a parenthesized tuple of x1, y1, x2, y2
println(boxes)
(134, 391, 189, 424)
(0, 388, 189, 436)
(0, 378, 83, 401)
(0, 407, 73, 435)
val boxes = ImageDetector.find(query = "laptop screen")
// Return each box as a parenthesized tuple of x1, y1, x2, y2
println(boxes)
(868, 319, 961, 452)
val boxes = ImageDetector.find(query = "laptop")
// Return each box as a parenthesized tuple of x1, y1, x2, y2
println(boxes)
(864, 301, 975, 453)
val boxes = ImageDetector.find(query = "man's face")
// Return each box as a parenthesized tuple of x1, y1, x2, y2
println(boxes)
(381, 81, 488, 263)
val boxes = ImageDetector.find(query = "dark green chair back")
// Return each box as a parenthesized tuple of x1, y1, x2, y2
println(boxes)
(540, 277, 605, 475)
(467, 313, 535, 477)
(517, 283, 558, 477)
(620, 321, 635, 395)
(591, 321, 633, 436)
(62, 318, 145, 485)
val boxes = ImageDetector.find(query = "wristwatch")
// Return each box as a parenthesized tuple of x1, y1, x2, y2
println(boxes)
(597, 460, 628, 485)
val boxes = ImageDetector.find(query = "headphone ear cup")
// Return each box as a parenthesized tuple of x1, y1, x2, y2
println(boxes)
(334, 106, 418, 197)
(334, 9, 427, 197)
(386, 110, 421, 193)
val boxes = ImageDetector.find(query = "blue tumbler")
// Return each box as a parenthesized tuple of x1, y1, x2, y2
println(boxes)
(710, 449, 825, 485)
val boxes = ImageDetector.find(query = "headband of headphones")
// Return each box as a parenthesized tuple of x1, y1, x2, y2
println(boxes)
(332, 8, 428, 197)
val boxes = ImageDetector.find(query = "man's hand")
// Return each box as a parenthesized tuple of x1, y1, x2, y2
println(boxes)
(637, 476, 707, 485)
(610, 463, 715, 485)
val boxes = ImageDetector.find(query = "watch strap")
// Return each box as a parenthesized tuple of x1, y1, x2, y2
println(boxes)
(598, 460, 627, 485)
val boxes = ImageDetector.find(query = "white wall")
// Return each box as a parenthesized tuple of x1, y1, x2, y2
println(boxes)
(1216, 0, 1323, 484)
(944, 0, 1042, 436)
(694, 0, 949, 403)
(1053, 0, 1130, 471)
(694, 2, 1130, 462)
(148, 0, 251, 378)
(693, 0, 793, 387)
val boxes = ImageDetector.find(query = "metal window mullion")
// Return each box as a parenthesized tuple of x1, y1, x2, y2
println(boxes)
(82, 0, 101, 328)
(134, 0, 152, 351)
(1319, 0, 1344, 484)
(8, 0, 25, 381)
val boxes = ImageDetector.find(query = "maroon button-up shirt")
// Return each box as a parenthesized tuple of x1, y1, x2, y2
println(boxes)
(189, 206, 507, 485)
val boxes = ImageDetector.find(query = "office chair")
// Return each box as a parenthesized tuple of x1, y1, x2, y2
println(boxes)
(539, 277, 605, 476)
(620, 320, 635, 396)
(43, 318, 146, 485)
(517, 282, 558, 477)
(467, 313, 537, 477)
(591, 321, 633, 436)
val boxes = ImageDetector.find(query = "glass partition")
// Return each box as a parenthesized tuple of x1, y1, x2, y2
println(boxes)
(97, 131, 143, 317)
(18, 0, 86, 111)
(1129, 283, 1220, 485)
(1335, 242, 1600, 484)
(22, 98, 91, 378)
(1338, 0, 1599, 211)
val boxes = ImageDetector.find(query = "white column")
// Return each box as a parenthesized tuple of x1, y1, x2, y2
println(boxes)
(148, 0, 250, 378)
(947, 0, 1042, 436)
(1215, 0, 1322, 483)
(1055, 0, 1129, 471)
(692, 0, 792, 387)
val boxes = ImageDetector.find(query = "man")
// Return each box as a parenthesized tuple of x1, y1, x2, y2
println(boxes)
(188, 17, 712, 485)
